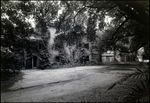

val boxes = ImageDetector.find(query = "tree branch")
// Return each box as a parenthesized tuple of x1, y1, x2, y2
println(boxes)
(72, 6, 87, 28)
(114, 34, 135, 44)
(102, 33, 136, 41)
(111, 18, 129, 39)
(85, 2, 117, 13)
(56, 8, 69, 32)
(114, 1, 149, 25)
(56, 1, 71, 32)
(118, 41, 148, 53)
(117, 10, 128, 18)
(105, 5, 117, 12)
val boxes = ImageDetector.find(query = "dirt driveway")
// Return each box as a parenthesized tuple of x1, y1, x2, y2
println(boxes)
(1, 65, 136, 102)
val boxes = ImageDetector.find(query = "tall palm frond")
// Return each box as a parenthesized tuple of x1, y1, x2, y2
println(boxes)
(125, 79, 149, 102)
(106, 66, 149, 102)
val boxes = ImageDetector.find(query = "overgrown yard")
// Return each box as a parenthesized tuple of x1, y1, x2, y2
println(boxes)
(1, 64, 148, 102)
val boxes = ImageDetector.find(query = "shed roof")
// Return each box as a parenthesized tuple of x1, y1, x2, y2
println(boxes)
(102, 50, 114, 56)
(102, 53, 114, 56)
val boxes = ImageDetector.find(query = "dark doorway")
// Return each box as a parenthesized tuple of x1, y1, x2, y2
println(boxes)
(26, 58, 32, 69)
(55, 56, 60, 62)
(85, 56, 89, 61)
(33, 56, 37, 67)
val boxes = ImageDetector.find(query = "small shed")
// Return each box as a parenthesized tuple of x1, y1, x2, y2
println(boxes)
(102, 51, 114, 63)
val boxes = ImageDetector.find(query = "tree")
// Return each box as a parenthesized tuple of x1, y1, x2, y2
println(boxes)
(1, 1, 60, 70)
(52, 1, 149, 102)
(1, 1, 35, 71)
(113, 1, 149, 25)
(104, 1, 149, 54)
(31, 1, 59, 69)
(53, 28, 86, 64)
(55, 1, 149, 55)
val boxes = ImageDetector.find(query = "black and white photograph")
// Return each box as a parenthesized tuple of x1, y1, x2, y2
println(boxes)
(1, 0, 149, 102)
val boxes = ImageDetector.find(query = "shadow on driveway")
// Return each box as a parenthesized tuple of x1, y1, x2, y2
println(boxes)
(1, 71, 24, 93)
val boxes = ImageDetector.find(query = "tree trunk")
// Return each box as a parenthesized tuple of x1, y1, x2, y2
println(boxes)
(99, 47, 102, 62)
(23, 48, 26, 69)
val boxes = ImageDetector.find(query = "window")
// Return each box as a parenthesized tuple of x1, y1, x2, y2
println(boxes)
(39, 43, 42, 49)
(33, 56, 37, 67)
(55, 56, 60, 62)
(78, 43, 82, 47)
(34, 44, 38, 50)
(85, 56, 89, 61)
(84, 43, 89, 49)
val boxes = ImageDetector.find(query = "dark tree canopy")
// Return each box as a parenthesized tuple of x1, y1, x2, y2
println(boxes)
(53, 1, 149, 56)
(1, 0, 149, 70)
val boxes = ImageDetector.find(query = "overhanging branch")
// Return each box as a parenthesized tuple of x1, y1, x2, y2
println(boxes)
(118, 41, 148, 53)
(111, 18, 129, 39)
(72, 6, 87, 28)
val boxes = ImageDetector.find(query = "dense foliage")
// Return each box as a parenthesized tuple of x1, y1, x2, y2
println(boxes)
(1, 0, 149, 102)
(1, 1, 34, 71)
(2, 1, 149, 69)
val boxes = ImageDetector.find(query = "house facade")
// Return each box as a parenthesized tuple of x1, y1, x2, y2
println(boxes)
(24, 25, 138, 69)
(102, 51, 114, 63)
(24, 40, 43, 69)
(65, 35, 102, 64)
(24, 26, 56, 69)
(70, 35, 136, 64)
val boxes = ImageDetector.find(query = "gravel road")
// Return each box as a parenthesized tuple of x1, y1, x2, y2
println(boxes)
(1, 65, 135, 102)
